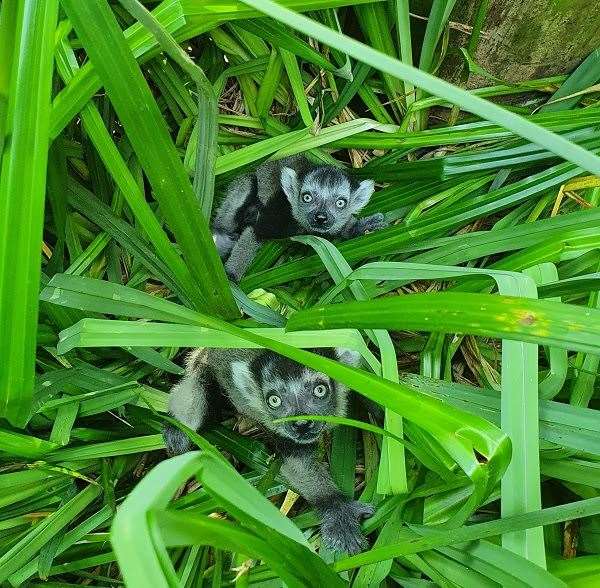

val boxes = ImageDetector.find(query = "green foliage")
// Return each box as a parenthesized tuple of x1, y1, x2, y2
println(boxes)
(0, 0, 599, 586)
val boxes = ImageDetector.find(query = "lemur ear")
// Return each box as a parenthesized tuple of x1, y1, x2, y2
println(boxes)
(350, 179, 375, 213)
(335, 348, 362, 367)
(280, 166, 299, 202)
(231, 361, 257, 401)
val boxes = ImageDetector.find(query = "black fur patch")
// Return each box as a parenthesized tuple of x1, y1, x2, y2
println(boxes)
(249, 351, 304, 386)
(197, 368, 233, 426)
(311, 167, 350, 193)
(253, 189, 300, 240)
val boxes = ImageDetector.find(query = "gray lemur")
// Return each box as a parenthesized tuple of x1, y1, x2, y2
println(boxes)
(163, 347, 374, 554)
(213, 155, 386, 281)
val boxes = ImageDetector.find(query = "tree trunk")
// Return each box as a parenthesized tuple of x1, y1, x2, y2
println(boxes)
(431, 0, 600, 86)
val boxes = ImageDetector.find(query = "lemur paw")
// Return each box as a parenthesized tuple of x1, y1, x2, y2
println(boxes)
(319, 501, 375, 554)
(224, 261, 244, 283)
(361, 213, 387, 234)
(163, 424, 192, 456)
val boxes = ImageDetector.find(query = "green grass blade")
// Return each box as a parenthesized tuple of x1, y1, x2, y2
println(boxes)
(279, 48, 313, 126)
(293, 236, 407, 495)
(393, 0, 414, 109)
(0, 0, 18, 156)
(288, 292, 600, 354)
(418, 0, 457, 74)
(542, 48, 600, 112)
(0, 0, 59, 426)
(61, 0, 238, 318)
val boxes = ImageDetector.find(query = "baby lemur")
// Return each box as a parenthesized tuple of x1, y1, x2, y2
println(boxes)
(164, 347, 374, 554)
(213, 155, 386, 281)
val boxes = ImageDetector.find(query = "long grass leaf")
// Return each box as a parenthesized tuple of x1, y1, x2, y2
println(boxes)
(61, 0, 237, 318)
(0, 0, 59, 426)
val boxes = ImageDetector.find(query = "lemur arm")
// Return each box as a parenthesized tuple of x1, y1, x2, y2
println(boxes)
(279, 444, 374, 554)
(339, 212, 387, 239)
(224, 226, 262, 282)
(164, 367, 214, 455)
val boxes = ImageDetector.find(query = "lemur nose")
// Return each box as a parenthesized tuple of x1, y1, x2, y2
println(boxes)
(314, 213, 328, 225)
(292, 420, 314, 434)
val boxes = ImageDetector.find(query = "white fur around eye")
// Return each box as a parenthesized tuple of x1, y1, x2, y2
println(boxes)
(335, 198, 347, 208)
(301, 193, 313, 203)
(313, 384, 328, 397)
(267, 394, 281, 408)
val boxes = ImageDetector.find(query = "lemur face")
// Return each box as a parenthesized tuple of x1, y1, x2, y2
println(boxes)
(280, 166, 375, 234)
(259, 363, 342, 443)
(231, 349, 361, 444)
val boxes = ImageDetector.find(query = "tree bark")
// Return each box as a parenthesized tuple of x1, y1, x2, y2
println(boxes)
(427, 0, 600, 86)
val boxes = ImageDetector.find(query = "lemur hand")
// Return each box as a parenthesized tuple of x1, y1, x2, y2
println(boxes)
(163, 425, 192, 456)
(319, 500, 375, 554)
(355, 212, 388, 236)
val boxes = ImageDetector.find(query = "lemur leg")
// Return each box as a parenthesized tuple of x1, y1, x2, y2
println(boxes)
(340, 213, 388, 238)
(164, 369, 211, 456)
(212, 173, 256, 262)
(224, 226, 262, 282)
(213, 231, 238, 260)
(280, 445, 374, 554)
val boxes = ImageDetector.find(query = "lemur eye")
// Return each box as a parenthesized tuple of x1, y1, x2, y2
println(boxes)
(335, 198, 347, 209)
(267, 394, 281, 408)
(313, 384, 328, 398)
(301, 192, 313, 203)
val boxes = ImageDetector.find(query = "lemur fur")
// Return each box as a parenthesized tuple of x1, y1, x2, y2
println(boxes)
(163, 347, 374, 554)
(212, 155, 386, 281)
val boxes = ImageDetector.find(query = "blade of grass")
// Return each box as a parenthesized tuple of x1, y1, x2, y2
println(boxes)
(0, 0, 18, 157)
(117, 0, 220, 219)
(542, 48, 600, 112)
(61, 0, 237, 318)
(256, 49, 284, 120)
(418, 0, 457, 74)
(0, 0, 59, 426)
(393, 0, 414, 109)
(293, 236, 407, 495)
(287, 292, 600, 355)
(279, 48, 313, 126)
(355, 3, 403, 119)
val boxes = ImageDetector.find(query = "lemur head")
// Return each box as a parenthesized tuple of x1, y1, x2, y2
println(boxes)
(231, 348, 361, 444)
(280, 165, 375, 234)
